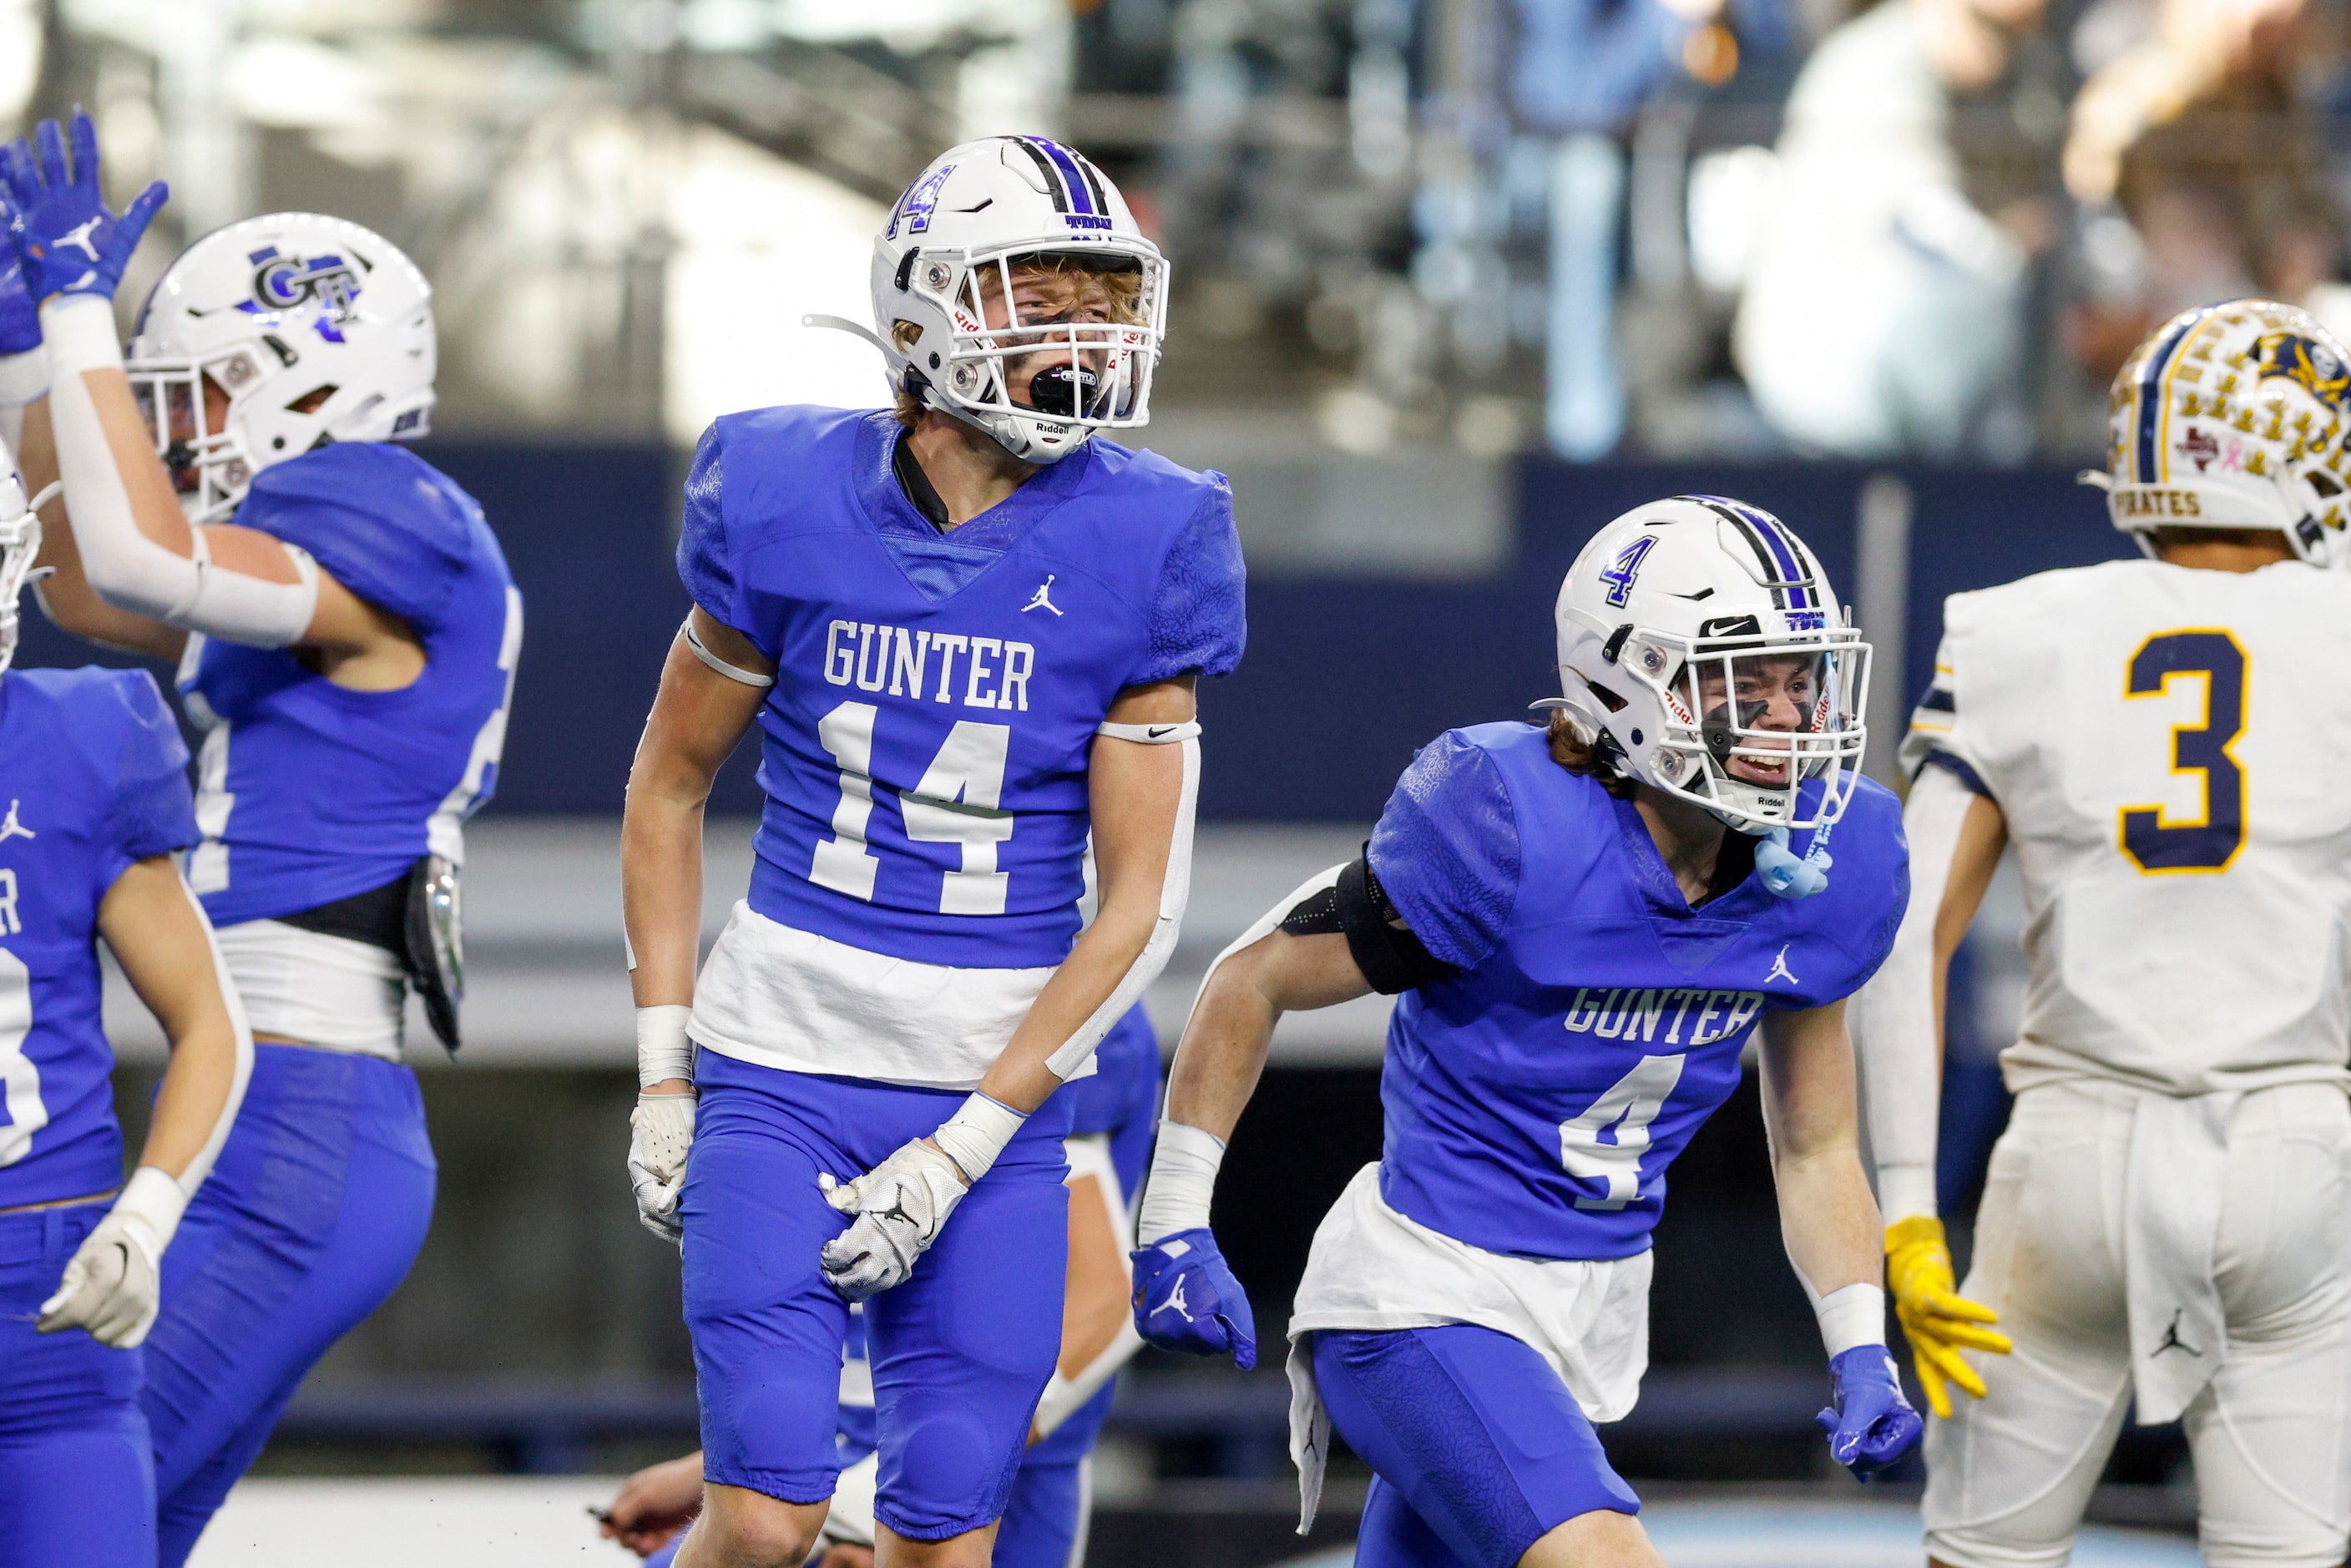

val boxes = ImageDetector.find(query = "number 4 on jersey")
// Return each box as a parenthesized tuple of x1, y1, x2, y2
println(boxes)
(811, 701, 1014, 916)
(1559, 1054, 1685, 1210)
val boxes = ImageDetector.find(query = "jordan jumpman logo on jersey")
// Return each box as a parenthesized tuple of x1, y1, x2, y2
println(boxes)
(1766, 944, 1797, 985)
(0, 801, 36, 843)
(1021, 575, 1064, 615)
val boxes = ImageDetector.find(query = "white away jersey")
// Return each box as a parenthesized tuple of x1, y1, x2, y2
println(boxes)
(1906, 558, 2351, 1095)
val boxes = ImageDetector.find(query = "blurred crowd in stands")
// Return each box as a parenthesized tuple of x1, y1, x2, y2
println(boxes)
(1136, 0, 2351, 463)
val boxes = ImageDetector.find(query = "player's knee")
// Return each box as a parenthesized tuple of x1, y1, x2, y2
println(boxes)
(879, 1414, 1004, 1537)
(695, 1485, 825, 1568)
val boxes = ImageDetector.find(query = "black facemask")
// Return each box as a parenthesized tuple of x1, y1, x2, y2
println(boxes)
(1027, 362, 1101, 418)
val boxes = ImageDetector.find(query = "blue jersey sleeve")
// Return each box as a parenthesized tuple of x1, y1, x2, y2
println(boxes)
(104, 670, 197, 878)
(678, 423, 744, 634)
(1133, 477, 1245, 685)
(235, 444, 478, 633)
(1367, 732, 1523, 971)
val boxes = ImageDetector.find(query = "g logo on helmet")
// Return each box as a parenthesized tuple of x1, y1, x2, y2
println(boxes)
(2255, 331, 2349, 413)
(248, 245, 365, 329)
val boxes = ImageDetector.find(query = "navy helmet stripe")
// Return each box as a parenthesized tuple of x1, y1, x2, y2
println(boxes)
(1030, 139, 1098, 215)
(1009, 139, 1070, 214)
(1689, 497, 1790, 613)
(2137, 312, 2204, 483)
(1742, 507, 1817, 612)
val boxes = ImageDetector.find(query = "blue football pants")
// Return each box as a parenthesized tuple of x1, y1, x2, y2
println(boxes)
(683, 1053, 1070, 1543)
(142, 1044, 436, 1568)
(0, 1202, 154, 1568)
(1312, 1324, 1641, 1568)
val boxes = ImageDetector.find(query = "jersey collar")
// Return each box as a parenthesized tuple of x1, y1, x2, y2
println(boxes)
(853, 411, 1095, 558)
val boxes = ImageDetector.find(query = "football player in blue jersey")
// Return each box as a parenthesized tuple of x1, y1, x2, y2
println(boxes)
(620, 135, 1241, 1567)
(0, 437, 255, 1567)
(1131, 498, 1920, 1568)
(0, 114, 521, 1566)
(604, 1004, 1165, 1568)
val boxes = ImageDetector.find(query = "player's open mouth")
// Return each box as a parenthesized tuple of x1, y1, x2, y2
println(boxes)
(1730, 753, 1792, 787)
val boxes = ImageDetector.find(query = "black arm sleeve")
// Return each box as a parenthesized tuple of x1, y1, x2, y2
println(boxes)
(1271, 851, 1456, 995)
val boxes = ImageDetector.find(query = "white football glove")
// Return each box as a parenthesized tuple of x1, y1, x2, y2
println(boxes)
(38, 1166, 185, 1348)
(820, 1449, 879, 1547)
(629, 1092, 696, 1244)
(819, 1138, 971, 1300)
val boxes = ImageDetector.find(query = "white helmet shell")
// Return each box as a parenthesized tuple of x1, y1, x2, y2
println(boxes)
(1552, 496, 1871, 835)
(867, 137, 1166, 464)
(0, 441, 40, 677)
(127, 213, 435, 522)
(2100, 298, 2351, 567)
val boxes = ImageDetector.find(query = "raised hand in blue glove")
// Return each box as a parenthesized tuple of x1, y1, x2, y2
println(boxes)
(1815, 1344, 1924, 1477)
(0, 203, 35, 358)
(0, 109, 166, 303)
(1131, 1227, 1257, 1370)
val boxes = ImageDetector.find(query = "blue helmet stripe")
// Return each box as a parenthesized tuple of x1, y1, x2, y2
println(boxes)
(1747, 508, 1816, 611)
(2136, 311, 2204, 483)
(1025, 138, 1097, 217)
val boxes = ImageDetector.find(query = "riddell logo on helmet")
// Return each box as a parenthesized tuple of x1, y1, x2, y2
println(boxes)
(2113, 488, 2205, 518)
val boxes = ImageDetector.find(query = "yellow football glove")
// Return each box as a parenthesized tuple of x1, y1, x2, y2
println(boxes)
(1885, 1215, 2013, 1418)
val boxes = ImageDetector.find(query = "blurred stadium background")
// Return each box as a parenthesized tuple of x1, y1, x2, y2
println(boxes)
(3, 0, 2326, 1558)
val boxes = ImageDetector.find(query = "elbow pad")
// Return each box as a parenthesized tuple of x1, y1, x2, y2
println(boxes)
(43, 296, 320, 647)
(1282, 851, 1453, 995)
(1042, 728, 1201, 1079)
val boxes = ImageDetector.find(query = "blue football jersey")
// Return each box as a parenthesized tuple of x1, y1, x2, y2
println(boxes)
(178, 443, 523, 927)
(0, 667, 200, 1207)
(680, 408, 1246, 969)
(1368, 723, 1908, 1261)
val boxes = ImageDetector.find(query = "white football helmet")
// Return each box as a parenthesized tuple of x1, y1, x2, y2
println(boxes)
(1550, 497, 1870, 836)
(2093, 298, 2351, 567)
(857, 136, 1166, 464)
(124, 213, 435, 523)
(0, 450, 43, 677)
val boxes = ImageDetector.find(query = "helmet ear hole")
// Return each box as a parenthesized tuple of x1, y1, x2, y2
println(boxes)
(1585, 679, 1628, 713)
(285, 384, 338, 415)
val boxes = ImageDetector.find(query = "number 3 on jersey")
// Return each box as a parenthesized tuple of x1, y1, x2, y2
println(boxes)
(811, 701, 1014, 914)
(2119, 630, 2247, 874)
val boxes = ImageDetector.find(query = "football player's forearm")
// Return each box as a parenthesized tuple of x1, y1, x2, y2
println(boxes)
(1162, 950, 1283, 1141)
(623, 640, 759, 1012)
(981, 902, 1160, 1111)
(99, 860, 252, 1191)
(1776, 1146, 1883, 1297)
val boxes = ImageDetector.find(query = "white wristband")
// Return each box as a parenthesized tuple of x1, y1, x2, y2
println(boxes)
(931, 1092, 1028, 1183)
(1875, 1164, 1938, 1226)
(1136, 1119, 1226, 1243)
(636, 1004, 695, 1089)
(41, 294, 121, 377)
(115, 1164, 191, 1257)
(0, 347, 48, 407)
(1814, 1282, 1888, 1359)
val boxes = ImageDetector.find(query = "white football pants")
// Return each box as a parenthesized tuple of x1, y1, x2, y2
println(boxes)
(1923, 1078, 2351, 1568)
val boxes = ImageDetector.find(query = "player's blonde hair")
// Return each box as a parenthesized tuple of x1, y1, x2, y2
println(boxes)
(892, 255, 1146, 428)
(1547, 710, 1638, 799)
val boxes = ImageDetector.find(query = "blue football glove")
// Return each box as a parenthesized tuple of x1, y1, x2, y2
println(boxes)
(1131, 1228, 1257, 1370)
(0, 215, 35, 357)
(0, 110, 166, 303)
(1815, 1345, 1924, 1477)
